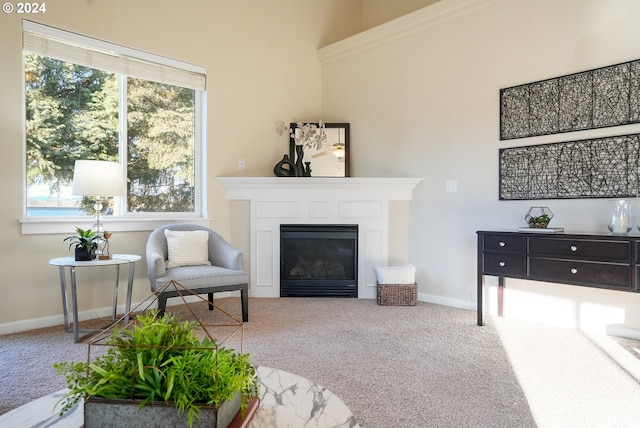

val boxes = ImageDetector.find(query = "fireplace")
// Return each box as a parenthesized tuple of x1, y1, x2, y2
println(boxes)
(218, 177, 422, 298)
(280, 224, 358, 297)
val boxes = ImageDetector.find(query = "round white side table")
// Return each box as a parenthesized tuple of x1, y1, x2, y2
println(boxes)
(49, 254, 141, 343)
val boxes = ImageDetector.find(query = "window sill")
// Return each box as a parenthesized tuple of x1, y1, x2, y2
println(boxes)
(20, 216, 210, 235)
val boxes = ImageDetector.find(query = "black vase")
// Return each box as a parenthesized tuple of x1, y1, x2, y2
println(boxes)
(273, 154, 296, 177)
(294, 145, 305, 177)
(75, 247, 95, 261)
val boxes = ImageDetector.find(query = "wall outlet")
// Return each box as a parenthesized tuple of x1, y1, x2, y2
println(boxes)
(238, 159, 245, 170)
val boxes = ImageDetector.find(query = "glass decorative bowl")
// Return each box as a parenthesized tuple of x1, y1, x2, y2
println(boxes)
(524, 206, 553, 228)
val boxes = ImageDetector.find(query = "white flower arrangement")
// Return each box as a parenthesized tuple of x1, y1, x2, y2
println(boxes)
(278, 120, 327, 150)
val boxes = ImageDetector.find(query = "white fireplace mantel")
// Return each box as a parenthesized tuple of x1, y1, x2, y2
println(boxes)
(218, 177, 423, 298)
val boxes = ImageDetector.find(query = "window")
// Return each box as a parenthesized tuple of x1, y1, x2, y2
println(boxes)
(23, 21, 206, 223)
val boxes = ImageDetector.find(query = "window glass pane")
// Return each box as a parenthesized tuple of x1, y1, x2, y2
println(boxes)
(25, 52, 119, 217)
(24, 22, 203, 220)
(127, 78, 196, 213)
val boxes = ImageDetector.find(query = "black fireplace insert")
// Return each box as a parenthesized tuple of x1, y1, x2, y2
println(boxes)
(280, 224, 358, 297)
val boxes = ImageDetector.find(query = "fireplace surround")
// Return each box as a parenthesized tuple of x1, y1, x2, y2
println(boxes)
(218, 177, 422, 299)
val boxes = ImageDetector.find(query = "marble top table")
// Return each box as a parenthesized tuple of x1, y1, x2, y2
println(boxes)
(0, 366, 359, 428)
(49, 254, 141, 343)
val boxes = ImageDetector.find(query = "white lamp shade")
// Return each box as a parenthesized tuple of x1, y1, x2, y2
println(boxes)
(72, 160, 125, 196)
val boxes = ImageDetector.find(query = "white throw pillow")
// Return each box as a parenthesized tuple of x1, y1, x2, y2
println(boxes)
(165, 229, 211, 269)
(374, 264, 416, 284)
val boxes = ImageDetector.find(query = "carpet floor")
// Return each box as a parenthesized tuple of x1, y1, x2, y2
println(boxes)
(1, 297, 640, 427)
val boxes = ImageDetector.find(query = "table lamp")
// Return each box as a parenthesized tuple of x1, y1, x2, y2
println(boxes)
(72, 160, 125, 259)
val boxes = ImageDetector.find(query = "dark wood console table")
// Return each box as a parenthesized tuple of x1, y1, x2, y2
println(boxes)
(477, 230, 640, 326)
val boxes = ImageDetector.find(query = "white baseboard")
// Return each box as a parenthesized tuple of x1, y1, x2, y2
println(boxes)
(0, 304, 131, 336)
(0, 291, 240, 336)
(417, 292, 475, 311)
(606, 324, 640, 341)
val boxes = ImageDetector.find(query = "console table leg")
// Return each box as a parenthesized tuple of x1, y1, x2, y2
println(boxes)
(477, 273, 484, 326)
(498, 276, 504, 317)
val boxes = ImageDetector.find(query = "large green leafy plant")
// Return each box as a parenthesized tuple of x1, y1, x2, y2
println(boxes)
(54, 311, 258, 426)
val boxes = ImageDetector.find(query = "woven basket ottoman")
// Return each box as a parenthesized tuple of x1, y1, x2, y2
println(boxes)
(376, 282, 417, 306)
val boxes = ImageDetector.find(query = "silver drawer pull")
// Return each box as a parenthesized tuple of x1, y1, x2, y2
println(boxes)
(570, 268, 578, 274)
(499, 241, 506, 247)
(570, 245, 577, 252)
(499, 261, 506, 267)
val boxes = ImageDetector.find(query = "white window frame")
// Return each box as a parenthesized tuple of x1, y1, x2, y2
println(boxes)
(20, 20, 208, 234)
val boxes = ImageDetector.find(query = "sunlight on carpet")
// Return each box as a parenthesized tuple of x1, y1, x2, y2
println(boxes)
(493, 316, 640, 428)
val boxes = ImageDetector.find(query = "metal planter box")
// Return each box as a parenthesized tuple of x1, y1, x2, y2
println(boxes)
(84, 392, 241, 428)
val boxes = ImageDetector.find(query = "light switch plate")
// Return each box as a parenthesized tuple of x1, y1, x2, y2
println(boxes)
(446, 180, 457, 192)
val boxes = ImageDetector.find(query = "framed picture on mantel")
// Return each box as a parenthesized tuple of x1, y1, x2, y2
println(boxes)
(289, 122, 350, 177)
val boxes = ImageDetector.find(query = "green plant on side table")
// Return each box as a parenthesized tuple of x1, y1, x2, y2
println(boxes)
(64, 227, 99, 261)
(54, 311, 259, 428)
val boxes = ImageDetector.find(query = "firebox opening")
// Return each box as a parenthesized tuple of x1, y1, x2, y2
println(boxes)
(280, 224, 358, 297)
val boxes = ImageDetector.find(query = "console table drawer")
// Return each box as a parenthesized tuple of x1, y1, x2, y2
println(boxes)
(483, 234, 523, 252)
(483, 253, 524, 276)
(529, 258, 630, 289)
(529, 237, 630, 262)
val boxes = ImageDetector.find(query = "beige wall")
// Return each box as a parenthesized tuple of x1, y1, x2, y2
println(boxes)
(0, 0, 364, 332)
(360, 0, 441, 30)
(321, 0, 640, 332)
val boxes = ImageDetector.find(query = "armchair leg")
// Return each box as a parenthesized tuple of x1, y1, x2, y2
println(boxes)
(157, 295, 168, 316)
(208, 293, 214, 311)
(241, 284, 248, 322)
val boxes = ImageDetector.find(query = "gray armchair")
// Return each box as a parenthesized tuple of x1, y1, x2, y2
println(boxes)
(146, 223, 248, 322)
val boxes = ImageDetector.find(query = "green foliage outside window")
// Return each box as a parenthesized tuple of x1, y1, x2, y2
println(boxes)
(25, 53, 197, 215)
(127, 78, 195, 213)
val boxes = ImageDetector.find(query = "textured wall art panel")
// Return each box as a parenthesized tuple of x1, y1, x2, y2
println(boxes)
(500, 59, 640, 140)
(499, 134, 640, 200)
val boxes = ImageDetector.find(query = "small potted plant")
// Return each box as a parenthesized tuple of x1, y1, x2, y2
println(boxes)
(64, 227, 99, 261)
(54, 310, 259, 428)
